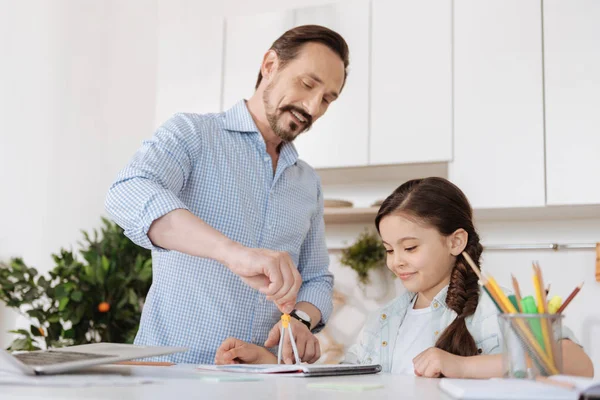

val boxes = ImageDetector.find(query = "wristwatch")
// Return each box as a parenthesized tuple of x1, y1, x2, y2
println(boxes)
(290, 309, 312, 330)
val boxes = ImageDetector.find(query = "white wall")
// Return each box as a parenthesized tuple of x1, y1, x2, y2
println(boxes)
(0, 0, 158, 348)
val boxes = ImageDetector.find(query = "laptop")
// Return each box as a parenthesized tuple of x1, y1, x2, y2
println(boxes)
(0, 343, 187, 375)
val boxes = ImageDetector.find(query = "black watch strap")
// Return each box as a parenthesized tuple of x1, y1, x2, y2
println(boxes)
(290, 310, 311, 330)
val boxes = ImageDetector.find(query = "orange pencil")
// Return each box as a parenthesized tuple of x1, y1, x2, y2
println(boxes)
(556, 282, 584, 314)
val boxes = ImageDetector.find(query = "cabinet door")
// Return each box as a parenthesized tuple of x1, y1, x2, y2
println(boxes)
(450, 0, 546, 208)
(155, 2, 224, 125)
(370, 0, 452, 165)
(222, 11, 295, 111)
(544, 0, 600, 205)
(292, 0, 370, 169)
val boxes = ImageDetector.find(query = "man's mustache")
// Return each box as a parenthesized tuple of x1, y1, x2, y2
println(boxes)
(280, 105, 313, 126)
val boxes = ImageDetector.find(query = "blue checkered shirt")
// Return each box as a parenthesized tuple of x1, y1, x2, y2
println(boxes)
(105, 100, 333, 364)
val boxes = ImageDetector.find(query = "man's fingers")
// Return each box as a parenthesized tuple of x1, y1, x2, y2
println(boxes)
(311, 340, 321, 364)
(264, 323, 281, 347)
(294, 331, 306, 361)
(273, 257, 301, 312)
(303, 339, 315, 362)
(263, 257, 283, 296)
(283, 337, 294, 364)
(270, 256, 294, 304)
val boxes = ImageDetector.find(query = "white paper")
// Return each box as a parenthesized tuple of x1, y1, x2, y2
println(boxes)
(197, 364, 306, 374)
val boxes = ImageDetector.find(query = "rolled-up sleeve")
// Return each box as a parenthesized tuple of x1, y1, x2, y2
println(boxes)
(295, 180, 334, 333)
(105, 114, 199, 250)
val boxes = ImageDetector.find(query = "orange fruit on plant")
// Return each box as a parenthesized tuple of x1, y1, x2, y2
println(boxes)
(98, 302, 110, 313)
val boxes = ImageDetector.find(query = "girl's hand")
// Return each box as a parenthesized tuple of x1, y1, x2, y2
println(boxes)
(413, 347, 465, 378)
(215, 337, 277, 365)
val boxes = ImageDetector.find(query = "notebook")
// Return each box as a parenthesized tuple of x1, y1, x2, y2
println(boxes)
(196, 363, 382, 377)
(439, 376, 600, 400)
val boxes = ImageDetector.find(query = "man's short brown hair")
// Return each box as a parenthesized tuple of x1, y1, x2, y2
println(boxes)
(255, 24, 350, 90)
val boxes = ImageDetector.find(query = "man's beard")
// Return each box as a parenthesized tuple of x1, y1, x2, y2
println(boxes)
(263, 83, 313, 143)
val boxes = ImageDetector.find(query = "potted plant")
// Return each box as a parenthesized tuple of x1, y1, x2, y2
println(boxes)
(340, 230, 389, 299)
(0, 218, 152, 351)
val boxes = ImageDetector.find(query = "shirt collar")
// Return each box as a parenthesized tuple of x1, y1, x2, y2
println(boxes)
(405, 285, 450, 311)
(223, 100, 299, 165)
(223, 100, 260, 133)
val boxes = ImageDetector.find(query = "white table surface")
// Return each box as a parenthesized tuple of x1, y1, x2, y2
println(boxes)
(1, 364, 454, 400)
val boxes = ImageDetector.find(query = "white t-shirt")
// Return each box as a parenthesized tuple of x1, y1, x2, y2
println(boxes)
(391, 297, 435, 375)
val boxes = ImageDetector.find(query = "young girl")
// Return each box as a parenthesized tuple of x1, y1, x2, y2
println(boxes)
(214, 177, 594, 378)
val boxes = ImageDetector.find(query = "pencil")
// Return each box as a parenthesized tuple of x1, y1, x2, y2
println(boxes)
(481, 281, 502, 312)
(533, 262, 555, 365)
(511, 274, 523, 308)
(556, 282, 584, 314)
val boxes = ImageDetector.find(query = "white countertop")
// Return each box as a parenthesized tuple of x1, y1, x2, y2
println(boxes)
(1, 364, 453, 400)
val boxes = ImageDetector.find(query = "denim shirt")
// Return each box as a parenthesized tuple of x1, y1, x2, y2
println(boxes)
(344, 285, 579, 372)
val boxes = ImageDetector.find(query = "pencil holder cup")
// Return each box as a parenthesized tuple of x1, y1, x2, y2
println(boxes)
(499, 313, 564, 379)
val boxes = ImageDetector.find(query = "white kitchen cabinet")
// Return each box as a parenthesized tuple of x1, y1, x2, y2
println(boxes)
(449, 0, 546, 209)
(369, 0, 453, 165)
(222, 11, 295, 111)
(155, 2, 224, 126)
(544, 0, 600, 205)
(291, 0, 370, 169)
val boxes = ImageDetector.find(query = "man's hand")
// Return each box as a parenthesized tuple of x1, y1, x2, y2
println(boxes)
(413, 347, 465, 378)
(215, 338, 277, 365)
(264, 317, 321, 364)
(223, 245, 302, 314)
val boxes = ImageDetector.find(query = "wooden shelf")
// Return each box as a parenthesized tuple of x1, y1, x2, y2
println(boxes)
(323, 207, 379, 224)
(324, 204, 600, 225)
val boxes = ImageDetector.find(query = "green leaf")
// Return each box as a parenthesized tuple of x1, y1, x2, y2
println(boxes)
(7, 337, 36, 352)
(47, 314, 60, 323)
(128, 289, 138, 306)
(101, 255, 110, 272)
(58, 297, 70, 311)
(9, 329, 30, 337)
(54, 283, 67, 299)
(71, 290, 83, 302)
(62, 328, 75, 339)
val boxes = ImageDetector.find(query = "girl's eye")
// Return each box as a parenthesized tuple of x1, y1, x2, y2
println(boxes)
(302, 81, 312, 89)
(385, 249, 393, 254)
(405, 246, 417, 252)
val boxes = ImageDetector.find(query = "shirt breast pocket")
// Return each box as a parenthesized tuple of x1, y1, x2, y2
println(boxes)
(475, 334, 500, 355)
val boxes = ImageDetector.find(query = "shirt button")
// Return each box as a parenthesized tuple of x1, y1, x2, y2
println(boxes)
(434, 331, 439, 336)
(433, 302, 439, 309)
(263, 156, 270, 162)
(381, 314, 387, 320)
(382, 341, 387, 347)
(367, 358, 372, 363)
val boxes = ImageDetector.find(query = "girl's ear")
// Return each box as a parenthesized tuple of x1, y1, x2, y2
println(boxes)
(448, 228, 468, 256)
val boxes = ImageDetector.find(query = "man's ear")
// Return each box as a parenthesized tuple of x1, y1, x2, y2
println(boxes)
(260, 50, 279, 85)
(448, 228, 468, 256)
